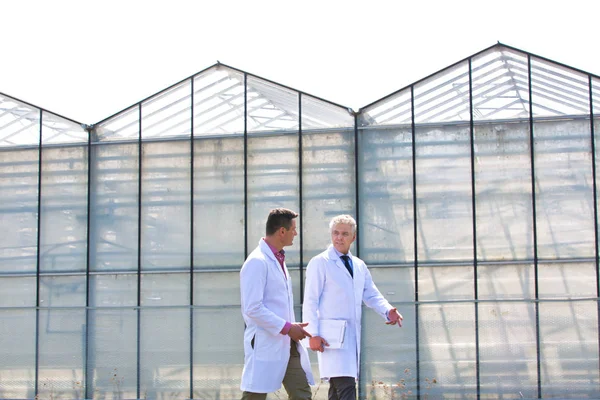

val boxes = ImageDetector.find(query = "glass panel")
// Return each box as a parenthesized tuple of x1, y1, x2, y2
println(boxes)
(89, 274, 137, 307)
(247, 76, 299, 132)
(0, 309, 36, 399)
(418, 265, 474, 301)
(359, 88, 412, 127)
(194, 271, 240, 306)
(594, 78, 600, 262)
(301, 94, 353, 129)
(0, 94, 40, 147)
(41, 112, 87, 145)
(477, 264, 535, 300)
(193, 136, 245, 269)
(39, 145, 88, 272)
(418, 303, 476, 398)
(474, 121, 533, 261)
(141, 141, 191, 271)
(38, 309, 85, 399)
(142, 80, 191, 139)
(94, 106, 139, 142)
(140, 308, 190, 399)
(140, 272, 190, 306)
(415, 124, 473, 262)
(471, 47, 530, 121)
(360, 302, 417, 399)
(90, 142, 139, 272)
(289, 268, 301, 306)
(534, 118, 595, 258)
(539, 301, 599, 398)
(538, 262, 596, 299)
(0, 147, 38, 273)
(192, 307, 245, 399)
(368, 266, 415, 303)
(531, 58, 590, 118)
(478, 302, 537, 398)
(293, 304, 302, 325)
(414, 61, 470, 123)
(193, 66, 245, 136)
(87, 309, 138, 399)
(39, 275, 86, 307)
(0, 276, 36, 306)
(593, 77, 600, 115)
(302, 127, 355, 263)
(246, 132, 299, 265)
(358, 125, 414, 264)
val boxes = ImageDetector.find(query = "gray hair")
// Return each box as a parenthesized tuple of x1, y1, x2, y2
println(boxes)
(329, 214, 357, 234)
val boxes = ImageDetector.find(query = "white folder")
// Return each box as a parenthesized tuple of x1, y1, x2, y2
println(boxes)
(319, 319, 347, 349)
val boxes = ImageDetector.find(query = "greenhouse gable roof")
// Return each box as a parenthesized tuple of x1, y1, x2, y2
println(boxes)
(1, 43, 599, 146)
(360, 42, 600, 126)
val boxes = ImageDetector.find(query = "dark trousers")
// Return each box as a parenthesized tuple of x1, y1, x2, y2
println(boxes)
(241, 341, 312, 400)
(328, 376, 356, 400)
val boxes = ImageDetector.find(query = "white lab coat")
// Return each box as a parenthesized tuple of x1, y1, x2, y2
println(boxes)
(240, 239, 314, 393)
(302, 245, 392, 380)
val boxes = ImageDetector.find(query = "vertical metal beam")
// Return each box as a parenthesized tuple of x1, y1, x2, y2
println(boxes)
(354, 114, 360, 257)
(527, 55, 542, 399)
(411, 86, 421, 399)
(589, 76, 600, 385)
(189, 77, 195, 400)
(468, 58, 481, 400)
(136, 104, 143, 399)
(34, 109, 42, 397)
(84, 126, 92, 400)
(354, 113, 361, 396)
(244, 73, 248, 258)
(298, 93, 304, 304)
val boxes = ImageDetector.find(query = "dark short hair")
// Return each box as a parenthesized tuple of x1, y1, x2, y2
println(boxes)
(266, 208, 298, 235)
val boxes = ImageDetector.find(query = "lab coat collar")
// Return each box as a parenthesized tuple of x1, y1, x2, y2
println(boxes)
(327, 244, 355, 280)
(259, 239, 289, 280)
(259, 238, 278, 262)
(327, 244, 353, 260)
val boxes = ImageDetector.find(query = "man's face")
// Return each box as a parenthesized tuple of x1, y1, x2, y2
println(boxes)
(281, 219, 298, 247)
(331, 223, 356, 255)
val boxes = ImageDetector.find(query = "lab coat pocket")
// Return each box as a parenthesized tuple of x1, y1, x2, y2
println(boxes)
(254, 328, 283, 361)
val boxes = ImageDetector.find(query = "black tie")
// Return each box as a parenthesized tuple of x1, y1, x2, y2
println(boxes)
(340, 255, 353, 278)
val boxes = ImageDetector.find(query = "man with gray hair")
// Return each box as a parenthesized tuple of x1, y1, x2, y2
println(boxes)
(302, 214, 403, 400)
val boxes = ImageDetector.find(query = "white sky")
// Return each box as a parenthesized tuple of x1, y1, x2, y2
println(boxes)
(2, 0, 599, 124)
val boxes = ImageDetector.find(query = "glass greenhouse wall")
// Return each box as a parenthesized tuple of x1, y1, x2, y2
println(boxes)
(1, 44, 599, 399)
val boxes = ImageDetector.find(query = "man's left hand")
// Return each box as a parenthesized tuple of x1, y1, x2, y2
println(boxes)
(309, 336, 329, 352)
(386, 307, 403, 328)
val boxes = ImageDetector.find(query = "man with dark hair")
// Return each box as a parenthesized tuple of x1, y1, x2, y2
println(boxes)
(265, 208, 298, 235)
(240, 208, 314, 400)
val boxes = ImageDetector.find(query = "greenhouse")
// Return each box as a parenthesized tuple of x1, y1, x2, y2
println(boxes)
(1, 43, 599, 399)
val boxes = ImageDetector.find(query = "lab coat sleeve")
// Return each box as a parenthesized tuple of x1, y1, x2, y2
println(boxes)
(302, 257, 326, 337)
(362, 264, 393, 320)
(240, 258, 287, 336)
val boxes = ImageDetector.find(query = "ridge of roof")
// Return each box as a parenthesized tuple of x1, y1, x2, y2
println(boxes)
(93, 61, 354, 127)
(359, 42, 600, 113)
(2, 42, 598, 128)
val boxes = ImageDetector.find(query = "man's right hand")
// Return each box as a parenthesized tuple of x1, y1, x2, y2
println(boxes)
(309, 336, 329, 352)
(287, 322, 312, 342)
